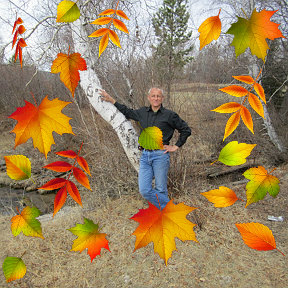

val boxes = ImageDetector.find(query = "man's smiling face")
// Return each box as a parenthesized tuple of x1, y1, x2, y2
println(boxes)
(147, 88, 164, 111)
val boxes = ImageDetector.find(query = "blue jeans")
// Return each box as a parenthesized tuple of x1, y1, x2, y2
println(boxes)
(138, 149, 170, 210)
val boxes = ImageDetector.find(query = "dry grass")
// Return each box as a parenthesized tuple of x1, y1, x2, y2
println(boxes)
(1, 82, 288, 287)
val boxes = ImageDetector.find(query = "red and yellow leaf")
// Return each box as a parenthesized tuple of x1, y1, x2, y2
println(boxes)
(53, 186, 67, 216)
(12, 17, 23, 34)
(254, 82, 266, 103)
(56, 0, 80, 23)
(211, 102, 242, 113)
(223, 111, 240, 141)
(130, 200, 198, 265)
(248, 92, 264, 118)
(219, 85, 248, 97)
(201, 186, 239, 207)
(68, 218, 110, 262)
(91, 17, 112, 25)
(38, 177, 67, 190)
(43, 161, 72, 172)
(226, 9, 285, 61)
(18, 25, 26, 34)
(9, 96, 74, 158)
(99, 9, 115, 16)
(198, 9, 221, 50)
(236, 222, 284, 255)
(113, 18, 129, 34)
(73, 167, 91, 190)
(243, 166, 280, 207)
(4, 155, 31, 180)
(108, 29, 121, 48)
(66, 180, 82, 206)
(55, 150, 77, 158)
(11, 206, 44, 239)
(233, 75, 255, 84)
(12, 31, 18, 48)
(18, 38, 27, 48)
(116, 10, 129, 20)
(51, 52, 87, 97)
(88, 28, 109, 38)
(76, 156, 91, 176)
(99, 33, 109, 58)
(2, 257, 26, 283)
(240, 106, 254, 134)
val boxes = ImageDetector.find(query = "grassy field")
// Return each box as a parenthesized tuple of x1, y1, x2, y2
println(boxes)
(0, 82, 287, 287)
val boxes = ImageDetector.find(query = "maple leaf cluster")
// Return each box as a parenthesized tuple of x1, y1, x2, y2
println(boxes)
(12, 17, 27, 68)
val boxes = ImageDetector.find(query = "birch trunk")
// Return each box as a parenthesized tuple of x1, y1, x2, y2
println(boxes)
(71, 19, 141, 171)
(251, 64, 286, 153)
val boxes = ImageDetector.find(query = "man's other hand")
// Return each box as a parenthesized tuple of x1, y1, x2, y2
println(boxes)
(163, 145, 179, 153)
(100, 89, 116, 104)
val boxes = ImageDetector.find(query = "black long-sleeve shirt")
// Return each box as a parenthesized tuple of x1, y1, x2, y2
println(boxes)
(114, 102, 191, 147)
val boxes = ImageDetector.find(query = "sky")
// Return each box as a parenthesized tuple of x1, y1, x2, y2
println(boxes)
(0, 0, 219, 64)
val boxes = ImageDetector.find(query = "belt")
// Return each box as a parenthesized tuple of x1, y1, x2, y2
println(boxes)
(138, 146, 160, 151)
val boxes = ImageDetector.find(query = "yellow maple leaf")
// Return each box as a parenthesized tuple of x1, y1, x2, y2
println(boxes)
(130, 200, 198, 265)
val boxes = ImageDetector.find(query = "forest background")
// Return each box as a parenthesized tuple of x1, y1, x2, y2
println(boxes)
(0, 0, 287, 287)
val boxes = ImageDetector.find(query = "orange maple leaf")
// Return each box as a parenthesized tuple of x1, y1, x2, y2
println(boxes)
(51, 51, 87, 97)
(236, 222, 285, 255)
(198, 9, 221, 50)
(68, 218, 110, 262)
(130, 200, 198, 265)
(9, 96, 74, 158)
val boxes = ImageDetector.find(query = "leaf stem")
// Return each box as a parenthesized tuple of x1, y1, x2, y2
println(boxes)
(276, 248, 285, 256)
(268, 167, 276, 174)
(218, 9, 221, 16)
(16, 206, 20, 214)
(67, 141, 84, 181)
(30, 92, 37, 106)
(241, 8, 248, 19)
(20, 250, 27, 259)
(155, 193, 162, 210)
(210, 160, 217, 165)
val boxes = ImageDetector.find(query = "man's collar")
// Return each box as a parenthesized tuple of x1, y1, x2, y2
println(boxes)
(146, 104, 164, 112)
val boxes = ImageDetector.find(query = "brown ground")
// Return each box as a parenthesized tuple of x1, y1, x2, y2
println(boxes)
(0, 83, 287, 287)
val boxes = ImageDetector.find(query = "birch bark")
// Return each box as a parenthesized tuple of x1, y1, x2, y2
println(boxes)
(71, 19, 141, 171)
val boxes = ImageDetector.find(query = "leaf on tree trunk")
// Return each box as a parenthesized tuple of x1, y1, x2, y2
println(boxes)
(51, 51, 87, 97)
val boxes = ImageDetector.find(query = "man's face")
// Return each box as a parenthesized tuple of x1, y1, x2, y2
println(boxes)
(147, 88, 164, 110)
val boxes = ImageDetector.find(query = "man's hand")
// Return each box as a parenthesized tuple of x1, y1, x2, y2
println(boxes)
(100, 89, 116, 104)
(163, 145, 179, 153)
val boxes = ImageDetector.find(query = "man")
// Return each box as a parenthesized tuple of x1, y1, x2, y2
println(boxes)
(100, 88, 191, 209)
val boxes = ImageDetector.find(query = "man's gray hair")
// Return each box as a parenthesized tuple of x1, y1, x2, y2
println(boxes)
(148, 87, 164, 96)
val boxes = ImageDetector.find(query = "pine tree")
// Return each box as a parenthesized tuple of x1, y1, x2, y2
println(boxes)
(152, 0, 193, 102)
